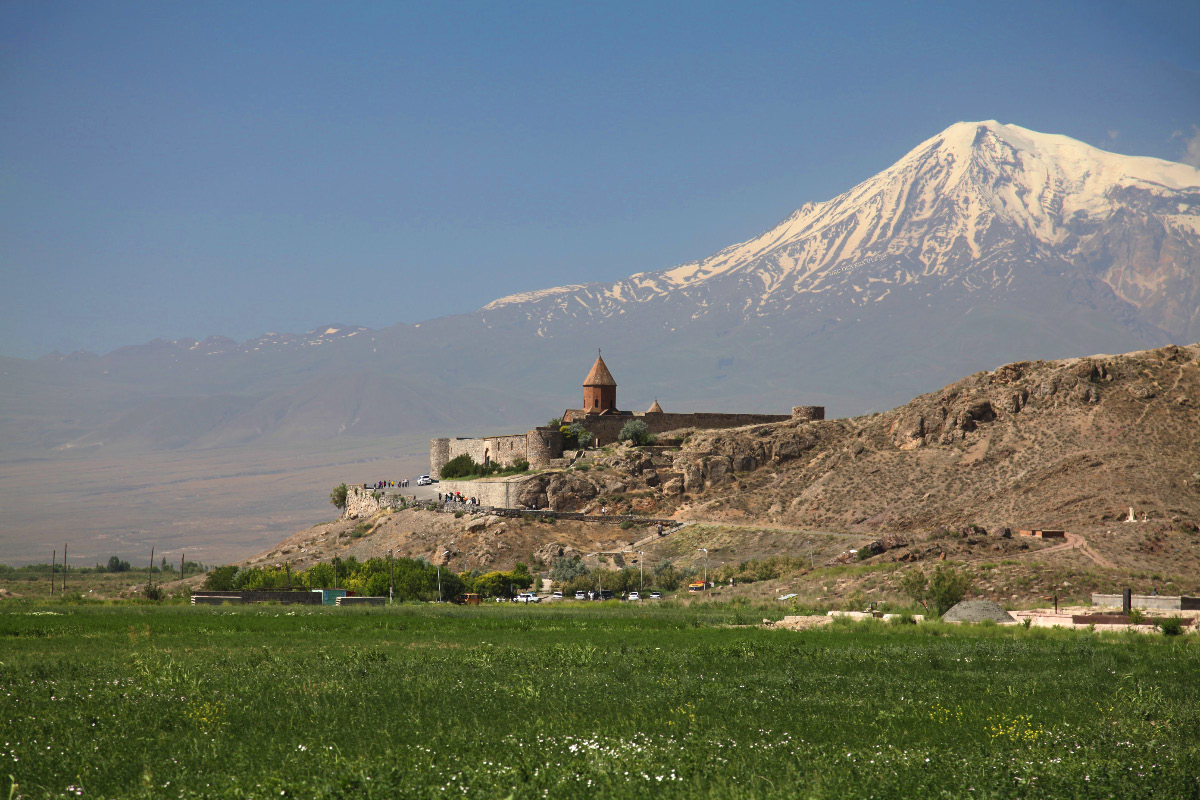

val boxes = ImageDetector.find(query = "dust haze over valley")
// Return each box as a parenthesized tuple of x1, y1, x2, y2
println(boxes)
(2, 121, 1199, 565)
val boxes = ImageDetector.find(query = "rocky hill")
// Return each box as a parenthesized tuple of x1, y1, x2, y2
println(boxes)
(229, 342, 1200, 609)
(596, 343, 1200, 535)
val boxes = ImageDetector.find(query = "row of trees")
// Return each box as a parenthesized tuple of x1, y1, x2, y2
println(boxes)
(203, 556, 535, 601)
(548, 556, 696, 594)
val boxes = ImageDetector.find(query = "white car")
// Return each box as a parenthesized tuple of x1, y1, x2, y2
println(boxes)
(416, 475, 436, 486)
(514, 592, 540, 603)
(628, 592, 640, 601)
(649, 591, 662, 599)
(574, 591, 586, 600)
(552, 591, 563, 599)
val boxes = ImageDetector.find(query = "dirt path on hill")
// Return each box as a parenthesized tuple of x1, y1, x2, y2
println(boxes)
(1006, 532, 1117, 570)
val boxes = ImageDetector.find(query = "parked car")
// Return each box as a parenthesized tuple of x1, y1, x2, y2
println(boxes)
(514, 592, 540, 603)
(628, 591, 640, 601)
(552, 591, 563, 599)
(649, 591, 662, 599)
(574, 591, 586, 600)
(416, 475, 436, 486)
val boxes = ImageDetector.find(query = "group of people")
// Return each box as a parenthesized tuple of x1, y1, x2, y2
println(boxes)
(438, 491, 480, 507)
(368, 479, 411, 490)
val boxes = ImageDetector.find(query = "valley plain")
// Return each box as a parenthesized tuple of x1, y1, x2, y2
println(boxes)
(3, 605, 1198, 800)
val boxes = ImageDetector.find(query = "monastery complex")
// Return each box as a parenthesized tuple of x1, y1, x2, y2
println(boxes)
(429, 353, 824, 477)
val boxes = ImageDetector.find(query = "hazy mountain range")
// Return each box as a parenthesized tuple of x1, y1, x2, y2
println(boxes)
(2, 120, 1197, 563)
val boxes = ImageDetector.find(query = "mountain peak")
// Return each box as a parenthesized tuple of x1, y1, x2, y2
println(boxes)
(479, 121, 1200, 343)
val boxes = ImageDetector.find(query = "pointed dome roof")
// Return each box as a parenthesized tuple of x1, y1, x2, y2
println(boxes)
(583, 353, 617, 387)
(647, 399, 663, 413)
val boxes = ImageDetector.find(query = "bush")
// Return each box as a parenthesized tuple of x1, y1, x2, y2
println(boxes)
(330, 483, 349, 510)
(550, 557, 589, 583)
(618, 419, 655, 446)
(620, 519, 635, 530)
(562, 422, 594, 450)
(928, 564, 973, 616)
(203, 565, 238, 591)
(1158, 616, 1185, 636)
(106, 555, 131, 573)
(441, 454, 479, 479)
(899, 564, 974, 616)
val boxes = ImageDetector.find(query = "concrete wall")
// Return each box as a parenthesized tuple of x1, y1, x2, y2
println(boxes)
(1092, 593, 1200, 611)
(191, 591, 322, 605)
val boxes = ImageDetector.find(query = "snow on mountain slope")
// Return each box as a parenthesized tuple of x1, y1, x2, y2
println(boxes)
(481, 121, 1200, 337)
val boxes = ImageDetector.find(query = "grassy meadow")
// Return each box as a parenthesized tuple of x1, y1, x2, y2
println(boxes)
(1, 603, 1197, 799)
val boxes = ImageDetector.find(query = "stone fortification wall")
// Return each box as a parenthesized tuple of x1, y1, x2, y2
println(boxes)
(343, 486, 407, 519)
(792, 406, 825, 421)
(429, 429, 564, 478)
(526, 427, 564, 466)
(574, 411, 799, 446)
(429, 439, 451, 478)
(438, 477, 528, 508)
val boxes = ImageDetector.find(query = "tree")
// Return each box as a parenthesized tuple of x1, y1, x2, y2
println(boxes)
(106, 555, 131, 573)
(899, 564, 973, 616)
(928, 564, 973, 615)
(562, 422, 594, 449)
(550, 556, 588, 583)
(330, 483, 349, 510)
(441, 453, 480, 479)
(618, 419, 654, 446)
(203, 565, 238, 591)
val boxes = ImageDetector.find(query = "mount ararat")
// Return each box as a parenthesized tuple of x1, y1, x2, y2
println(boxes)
(2, 121, 1197, 562)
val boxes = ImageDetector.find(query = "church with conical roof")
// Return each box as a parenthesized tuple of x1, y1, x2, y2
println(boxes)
(430, 351, 824, 480)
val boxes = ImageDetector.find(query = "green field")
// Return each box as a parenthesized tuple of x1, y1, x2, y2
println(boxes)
(2, 604, 1197, 799)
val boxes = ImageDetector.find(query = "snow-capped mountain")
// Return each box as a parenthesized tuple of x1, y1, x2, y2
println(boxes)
(480, 121, 1200, 342)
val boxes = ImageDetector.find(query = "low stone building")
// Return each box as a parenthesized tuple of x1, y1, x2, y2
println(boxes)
(429, 352, 823, 477)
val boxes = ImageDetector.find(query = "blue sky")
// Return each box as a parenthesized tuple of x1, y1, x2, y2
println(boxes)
(2, 0, 1197, 357)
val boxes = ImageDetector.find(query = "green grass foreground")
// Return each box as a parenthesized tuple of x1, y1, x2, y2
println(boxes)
(1, 605, 1197, 799)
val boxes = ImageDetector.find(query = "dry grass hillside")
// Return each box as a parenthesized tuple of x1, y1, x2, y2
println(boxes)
(669, 343, 1200, 534)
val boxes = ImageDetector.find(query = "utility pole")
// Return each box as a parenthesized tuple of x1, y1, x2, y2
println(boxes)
(698, 548, 708, 589)
(437, 551, 449, 602)
(388, 549, 394, 604)
(180, 553, 185, 578)
(639, 551, 645, 592)
(149, 547, 155, 591)
(50, 549, 55, 596)
(62, 543, 67, 591)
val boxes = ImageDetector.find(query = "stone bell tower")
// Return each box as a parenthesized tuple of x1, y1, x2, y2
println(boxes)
(582, 351, 617, 414)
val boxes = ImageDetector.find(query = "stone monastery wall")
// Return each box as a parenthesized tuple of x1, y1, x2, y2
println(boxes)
(429, 427, 564, 478)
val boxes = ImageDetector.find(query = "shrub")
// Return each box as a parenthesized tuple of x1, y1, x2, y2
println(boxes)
(454, 511, 465, 519)
(441, 454, 480, 479)
(899, 564, 974, 616)
(620, 519, 635, 530)
(549, 557, 589, 583)
(330, 483, 348, 510)
(1128, 607, 1146, 626)
(203, 565, 238, 591)
(929, 564, 973, 616)
(618, 419, 654, 446)
(1158, 616, 1185, 636)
